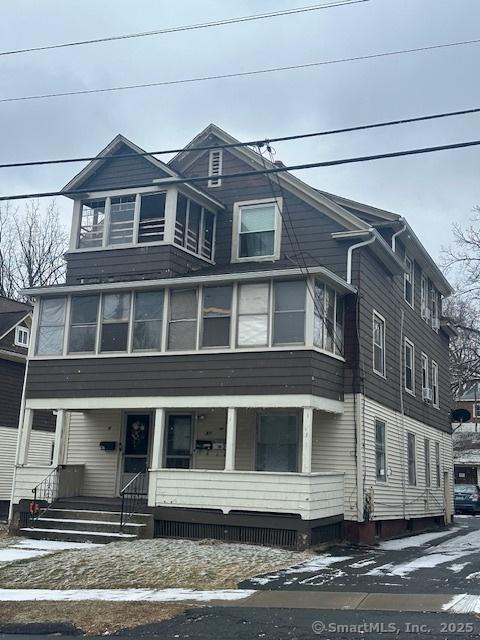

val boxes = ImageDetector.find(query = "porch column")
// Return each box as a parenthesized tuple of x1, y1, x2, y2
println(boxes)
(151, 408, 166, 469)
(301, 407, 313, 474)
(52, 409, 67, 467)
(225, 408, 237, 471)
(17, 408, 33, 466)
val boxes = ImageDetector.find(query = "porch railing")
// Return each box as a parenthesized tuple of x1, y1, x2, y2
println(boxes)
(119, 469, 148, 532)
(29, 465, 85, 527)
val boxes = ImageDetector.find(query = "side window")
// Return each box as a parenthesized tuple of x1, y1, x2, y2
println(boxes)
(404, 254, 414, 307)
(431, 361, 439, 408)
(404, 339, 415, 395)
(373, 312, 386, 377)
(15, 325, 30, 348)
(420, 274, 429, 321)
(375, 419, 386, 482)
(407, 432, 416, 486)
(424, 438, 431, 487)
(273, 281, 305, 345)
(233, 201, 280, 261)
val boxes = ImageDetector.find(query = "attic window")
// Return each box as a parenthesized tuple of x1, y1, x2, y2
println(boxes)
(208, 150, 223, 187)
(15, 325, 29, 348)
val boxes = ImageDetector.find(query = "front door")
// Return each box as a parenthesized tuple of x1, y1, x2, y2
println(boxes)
(121, 413, 152, 491)
(166, 414, 193, 468)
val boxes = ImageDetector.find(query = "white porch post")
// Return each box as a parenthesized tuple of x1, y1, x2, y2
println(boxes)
(225, 408, 237, 471)
(301, 407, 314, 474)
(52, 409, 67, 467)
(151, 408, 166, 469)
(17, 408, 33, 466)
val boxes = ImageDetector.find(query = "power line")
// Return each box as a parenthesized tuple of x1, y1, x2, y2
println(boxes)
(2, 105, 480, 170)
(2, 36, 480, 104)
(0, 1, 366, 57)
(2, 137, 480, 202)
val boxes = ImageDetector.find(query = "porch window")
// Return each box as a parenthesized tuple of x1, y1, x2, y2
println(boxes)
(168, 289, 197, 350)
(37, 297, 67, 355)
(407, 432, 416, 485)
(273, 280, 305, 345)
(138, 193, 166, 243)
(68, 295, 99, 353)
(174, 194, 216, 260)
(256, 414, 298, 472)
(201, 285, 232, 348)
(108, 195, 136, 245)
(375, 419, 386, 481)
(133, 290, 163, 351)
(237, 283, 269, 347)
(100, 293, 131, 352)
(186, 202, 202, 253)
(78, 200, 105, 248)
(314, 282, 344, 356)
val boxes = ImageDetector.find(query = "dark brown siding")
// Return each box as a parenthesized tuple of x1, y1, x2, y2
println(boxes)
(351, 247, 451, 433)
(65, 245, 207, 285)
(26, 350, 344, 402)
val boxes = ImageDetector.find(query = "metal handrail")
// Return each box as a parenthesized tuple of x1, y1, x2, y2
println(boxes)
(31, 466, 60, 527)
(119, 468, 148, 532)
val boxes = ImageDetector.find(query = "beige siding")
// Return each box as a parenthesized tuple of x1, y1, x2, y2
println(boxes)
(65, 410, 122, 497)
(192, 409, 227, 471)
(363, 396, 454, 520)
(12, 465, 52, 503)
(0, 427, 53, 500)
(312, 398, 358, 520)
(235, 409, 256, 470)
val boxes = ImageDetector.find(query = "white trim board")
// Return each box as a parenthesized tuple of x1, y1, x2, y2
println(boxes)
(25, 394, 345, 414)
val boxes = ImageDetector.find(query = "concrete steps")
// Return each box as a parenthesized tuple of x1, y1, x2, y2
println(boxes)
(20, 498, 153, 544)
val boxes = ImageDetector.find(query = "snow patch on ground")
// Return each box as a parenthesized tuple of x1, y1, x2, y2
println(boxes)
(0, 537, 100, 564)
(14, 539, 100, 551)
(349, 559, 376, 569)
(249, 554, 352, 586)
(448, 562, 471, 573)
(443, 594, 480, 614)
(0, 588, 256, 603)
(378, 529, 454, 550)
(0, 549, 51, 563)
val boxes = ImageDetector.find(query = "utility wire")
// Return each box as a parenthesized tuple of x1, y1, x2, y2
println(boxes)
(2, 105, 480, 170)
(0, 1, 366, 57)
(2, 137, 480, 202)
(2, 36, 480, 104)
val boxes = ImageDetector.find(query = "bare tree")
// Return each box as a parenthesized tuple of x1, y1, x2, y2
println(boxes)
(443, 296, 480, 398)
(0, 200, 68, 299)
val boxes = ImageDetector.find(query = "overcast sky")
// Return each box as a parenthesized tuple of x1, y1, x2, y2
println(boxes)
(1, 0, 480, 261)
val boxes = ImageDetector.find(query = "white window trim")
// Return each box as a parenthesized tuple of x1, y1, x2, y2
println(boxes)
(431, 360, 439, 409)
(404, 254, 414, 308)
(420, 274, 429, 321)
(404, 338, 415, 396)
(231, 198, 282, 263)
(14, 325, 30, 347)
(421, 352, 429, 390)
(207, 149, 223, 188)
(372, 310, 386, 378)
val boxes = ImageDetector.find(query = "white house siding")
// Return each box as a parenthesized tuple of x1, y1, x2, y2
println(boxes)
(0, 426, 53, 501)
(65, 410, 122, 498)
(312, 397, 358, 520)
(363, 396, 454, 521)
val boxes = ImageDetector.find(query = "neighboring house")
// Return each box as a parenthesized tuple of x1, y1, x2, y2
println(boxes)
(10, 125, 455, 546)
(452, 382, 480, 485)
(0, 296, 55, 517)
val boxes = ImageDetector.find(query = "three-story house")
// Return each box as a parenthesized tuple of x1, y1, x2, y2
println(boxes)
(10, 124, 455, 546)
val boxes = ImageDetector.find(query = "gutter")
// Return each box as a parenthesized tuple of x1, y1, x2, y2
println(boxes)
(346, 231, 376, 284)
(391, 220, 407, 252)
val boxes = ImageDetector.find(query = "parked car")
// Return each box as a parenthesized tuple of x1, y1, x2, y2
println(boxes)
(454, 484, 480, 514)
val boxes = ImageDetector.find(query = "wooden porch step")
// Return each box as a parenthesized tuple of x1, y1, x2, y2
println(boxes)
(47, 508, 151, 524)
(34, 517, 146, 535)
(19, 527, 137, 545)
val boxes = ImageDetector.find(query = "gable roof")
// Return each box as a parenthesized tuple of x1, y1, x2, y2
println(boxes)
(0, 296, 32, 340)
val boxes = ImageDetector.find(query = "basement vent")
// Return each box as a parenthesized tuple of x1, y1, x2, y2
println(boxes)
(155, 519, 298, 548)
(207, 149, 223, 187)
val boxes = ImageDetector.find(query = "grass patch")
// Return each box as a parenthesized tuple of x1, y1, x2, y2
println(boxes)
(0, 601, 187, 635)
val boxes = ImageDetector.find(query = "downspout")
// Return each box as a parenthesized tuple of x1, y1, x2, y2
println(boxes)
(391, 219, 407, 253)
(346, 232, 376, 284)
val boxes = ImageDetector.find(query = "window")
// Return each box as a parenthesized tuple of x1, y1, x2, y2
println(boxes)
(207, 149, 223, 187)
(431, 286, 440, 330)
(168, 289, 197, 351)
(69, 295, 99, 353)
(435, 442, 441, 487)
(373, 312, 386, 377)
(100, 293, 131, 352)
(133, 291, 163, 351)
(421, 353, 429, 390)
(78, 200, 105, 248)
(474, 403, 480, 418)
(421, 275, 429, 320)
(186, 201, 201, 253)
(201, 211, 215, 260)
(237, 283, 269, 347)
(404, 339, 415, 394)
(138, 193, 166, 243)
(375, 419, 386, 481)
(256, 414, 298, 472)
(234, 201, 280, 261)
(431, 361, 439, 408)
(404, 254, 414, 306)
(424, 438, 431, 487)
(313, 282, 344, 356)
(108, 195, 136, 245)
(201, 285, 232, 348)
(174, 194, 215, 260)
(407, 432, 416, 485)
(37, 298, 66, 355)
(273, 281, 305, 345)
(14, 325, 29, 347)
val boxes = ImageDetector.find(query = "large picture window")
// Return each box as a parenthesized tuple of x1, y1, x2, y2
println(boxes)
(237, 283, 269, 347)
(68, 295, 99, 353)
(37, 297, 67, 355)
(201, 285, 232, 348)
(133, 291, 163, 351)
(273, 281, 305, 345)
(234, 201, 279, 260)
(168, 289, 197, 351)
(101, 293, 131, 352)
